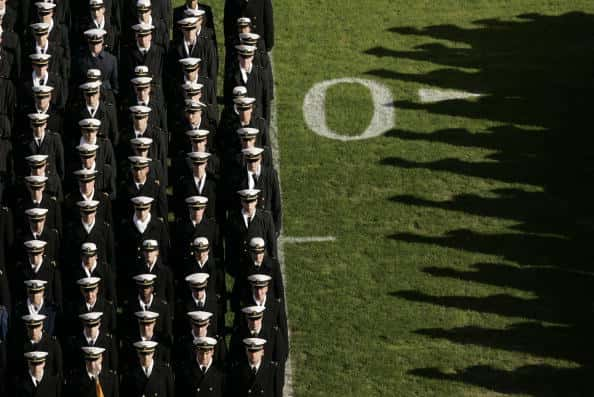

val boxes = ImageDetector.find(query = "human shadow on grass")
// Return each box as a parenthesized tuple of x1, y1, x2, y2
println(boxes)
(372, 11, 594, 395)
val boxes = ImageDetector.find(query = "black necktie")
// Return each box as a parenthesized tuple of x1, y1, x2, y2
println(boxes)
(201, 366, 206, 374)
(252, 173, 258, 187)
(138, 183, 144, 190)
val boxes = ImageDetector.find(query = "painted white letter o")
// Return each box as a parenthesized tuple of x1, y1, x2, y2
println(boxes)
(303, 78, 395, 141)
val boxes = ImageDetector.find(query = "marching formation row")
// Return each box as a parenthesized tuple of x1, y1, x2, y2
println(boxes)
(0, 0, 286, 396)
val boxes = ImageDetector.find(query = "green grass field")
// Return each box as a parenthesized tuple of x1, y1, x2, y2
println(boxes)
(193, 1, 594, 395)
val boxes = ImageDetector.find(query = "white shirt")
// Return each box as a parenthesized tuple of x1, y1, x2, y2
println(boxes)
(193, 175, 205, 194)
(135, 178, 147, 191)
(30, 260, 43, 274)
(146, 258, 157, 273)
(247, 168, 260, 189)
(197, 256, 208, 269)
(27, 297, 44, 315)
(86, 300, 96, 312)
(240, 63, 253, 84)
(84, 328, 99, 346)
(93, 17, 105, 30)
(184, 37, 196, 57)
(252, 294, 266, 308)
(29, 370, 43, 387)
(250, 325, 262, 336)
(32, 71, 48, 87)
(250, 361, 261, 374)
(134, 129, 147, 138)
(34, 133, 45, 147)
(82, 219, 96, 234)
(87, 105, 98, 118)
(142, 360, 154, 378)
(133, 212, 151, 234)
(192, 292, 206, 308)
(241, 208, 255, 229)
(80, 188, 95, 202)
(35, 41, 49, 55)
(137, 43, 150, 55)
(137, 96, 150, 107)
(198, 358, 213, 373)
(138, 293, 154, 311)
(81, 261, 97, 278)
(35, 104, 49, 114)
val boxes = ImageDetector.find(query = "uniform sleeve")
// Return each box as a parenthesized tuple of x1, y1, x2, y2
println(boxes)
(264, 0, 274, 51)
(108, 106, 120, 146)
(271, 170, 282, 236)
(53, 339, 64, 378)
(52, 266, 64, 309)
(55, 135, 65, 181)
(110, 56, 119, 94)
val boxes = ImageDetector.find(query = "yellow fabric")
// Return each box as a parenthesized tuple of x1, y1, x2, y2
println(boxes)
(95, 377, 105, 397)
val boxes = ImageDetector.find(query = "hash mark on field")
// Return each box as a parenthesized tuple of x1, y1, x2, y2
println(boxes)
(269, 53, 295, 397)
(418, 88, 483, 103)
(283, 236, 337, 243)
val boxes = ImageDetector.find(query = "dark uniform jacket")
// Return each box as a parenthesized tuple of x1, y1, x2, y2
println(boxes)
(0, 205, 14, 267)
(16, 226, 60, 266)
(122, 295, 173, 343)
(13, 299, 58, 337)
(173, 333, 227, 369)
(224, 0, 274, 51)
(218, 113, 270, 154)
(121, 42, 166, 87)
(119, 216, 169, 266)
(176, 360, 226, 397)
(77, 49, 119, 96)
(22, 27, 71, 82)
(18, 131, 65, 181)
(235, 165, 281, 234)
(67, 331, 118, 372)
(15, 194, 61, 236)
(229, 321, 287, 366)
(19, 103, 64, 137)
(173, 2, 216, 45)
(63, 189, 113, 229)
(118, 126, 168, 171)
(179, 290, 221, 337)
(176, 173, 218, 220)
(168, 28, 218, 86)
(71, 100, 119, 144)
(71, 297, 117, 336)
(119, 174, 168, 221)
(14, 258, 63, 308)
(131, 257, 174, 307)
(230, 359, 282, 397)
(224, 61, 272, 121)
(174, 216, 219, 264)
(66, 368, 119, 397)
(18, 333, 63, 377)
(231, 255, 285, 311)
(121, 361, 174, 397)
(225, 209, 277, 270)
(21, 71, 66, 110)
(64, 219, 115, 269)
(16, 371, 62, 397)
(66, 260, 116, 304)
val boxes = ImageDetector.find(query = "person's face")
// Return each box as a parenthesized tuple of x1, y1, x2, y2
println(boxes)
(39, 11, 53, 23)
(80, 180, 94, 194)
(30, 290, 44, 305)
(140, 286, 153, 300)
(185, 68, 198, 80)
(29, 361, 45, 376)
(186, 110, 201, 125)
(29, 252, 43, 265)
(85, 92, 100, 106)
(82, 253, 97, 267)
(31, 123, 45, 136)
(241, 137, 256, 149)
(89, 41, 103, 54)
(83, 130, 97, 143)
(135, 207, 150, 220)
(248, 317, 262, 331)
(239, 106, 253, 122)
(246, 349, 263, 365)
(247, 158, 261, 172)
(80, 210, 96, 224)
(143, 249, 159, 264)
(136, 86, 150, 101)
(30, 165, 44, 176)
(239, 25, 250, 34)
(29, 218, 44, 233)
(138, 351, 153, 367)
(251, 251, 265, 264)
(253, 285, 268, 301)
(138, 9, 151, 22)
(188, 91, 202, 102)
(191, 139, 207, 152)
(137, 33, 152, 48)
(139, 321, 155, 337)
(83, 287, 98, 304)
(28, 324, 43, 341)
(192, 162, 206, 177)
(91, 7, 105, 21)
(241, 199, 257, 213)
(183, 27, 196, 41)
(85, 323, 99, 338)
(197, 349, 213, 365)
(192, 287, 206, 300)
(133, 115, 148, 129)
(37, 95, 51, 110)
(86, 355, 103, 374)
(82, 156, 96, 169)
(193, 248, 208, 263)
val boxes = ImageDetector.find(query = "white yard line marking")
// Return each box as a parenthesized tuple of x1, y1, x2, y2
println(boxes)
(268, 53, 295, 397)
(283, 236, 337, 244)
(418, 88, 483, 103)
